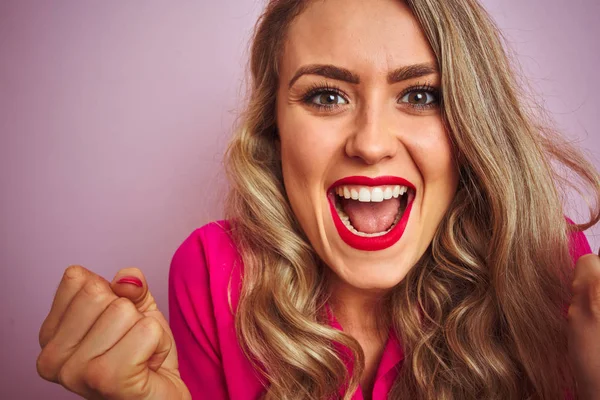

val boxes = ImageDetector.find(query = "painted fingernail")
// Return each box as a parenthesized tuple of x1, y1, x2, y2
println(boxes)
(117, 276, 143, 287)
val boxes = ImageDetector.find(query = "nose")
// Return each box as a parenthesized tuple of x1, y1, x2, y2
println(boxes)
(344, 102, 399, 165)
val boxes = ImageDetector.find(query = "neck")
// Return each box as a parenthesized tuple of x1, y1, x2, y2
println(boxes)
(325, 272, 390, 337)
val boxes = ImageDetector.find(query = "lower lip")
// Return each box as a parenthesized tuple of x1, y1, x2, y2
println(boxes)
(327, 192, 414, 251)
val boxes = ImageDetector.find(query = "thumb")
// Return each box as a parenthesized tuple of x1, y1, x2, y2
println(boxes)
(110, 268, 179, 373)
(110, 267, 158, 313)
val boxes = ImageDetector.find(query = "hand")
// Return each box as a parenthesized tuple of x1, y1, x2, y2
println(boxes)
(568, 248, 600, 400)
(36, 265, 191, 400)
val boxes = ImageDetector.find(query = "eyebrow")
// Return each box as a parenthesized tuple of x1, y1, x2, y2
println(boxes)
(288, 62, 439, 88)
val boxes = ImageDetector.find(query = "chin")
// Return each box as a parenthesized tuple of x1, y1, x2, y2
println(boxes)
(329, 256, 415, 291)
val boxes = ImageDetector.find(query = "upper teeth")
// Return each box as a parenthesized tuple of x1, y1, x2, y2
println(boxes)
(335, 185, 408, 202)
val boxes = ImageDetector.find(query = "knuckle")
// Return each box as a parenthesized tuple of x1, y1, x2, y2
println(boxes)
(138, 316, 162, 335)
(36, 341, 61, 381)
(567, 304, 574, 321)
(567, 303, 580, 324)
(571, 276, 582, 292)
(577, 253, 599, 266)
(64, 265, 87, 282)
(36, 350, 55, 381)
(588, 280, 600, 316)
(82, 278, 110, 298)
(57, 364, 78, 390)
(108, 297, 139, 319)
(85, 357, 118, 395)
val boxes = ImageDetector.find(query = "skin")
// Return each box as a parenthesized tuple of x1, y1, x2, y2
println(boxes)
(569, 251, 600, 399)
(275, 0, 459, 394)
(35, 0, 600, 398)
(36, 266, 190, 399)
(276, 0, 600, 397)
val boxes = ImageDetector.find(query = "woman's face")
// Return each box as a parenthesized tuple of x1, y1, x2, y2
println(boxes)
(276, 0, 459, 292)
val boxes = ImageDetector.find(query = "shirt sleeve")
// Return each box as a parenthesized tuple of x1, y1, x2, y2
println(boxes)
(566, 217, 593, 263)
(168, 230, 230, 400)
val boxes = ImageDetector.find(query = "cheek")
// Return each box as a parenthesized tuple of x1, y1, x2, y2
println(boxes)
(278, 111, 342, 194)
(277, 113, 339, 224)
(410, 127, 459, 217)
(279, 129, 317, 197)
(404, 117, 458, 188)
(423, 137, 457, 185)
(404, 127, 458, 254)
(280, 135, 319, 182)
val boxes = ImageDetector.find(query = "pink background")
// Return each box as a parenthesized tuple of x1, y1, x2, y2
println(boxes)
(0, 1, 598, 398)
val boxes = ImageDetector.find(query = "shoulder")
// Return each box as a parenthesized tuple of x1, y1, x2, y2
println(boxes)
(168, 221, 263, 399)
(170, 220, 238, 267)
(168, 219, 243, 316)
(169, 220, 239, 277)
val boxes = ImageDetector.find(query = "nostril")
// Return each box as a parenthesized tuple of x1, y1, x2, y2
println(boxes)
(344, 125, 400, 162)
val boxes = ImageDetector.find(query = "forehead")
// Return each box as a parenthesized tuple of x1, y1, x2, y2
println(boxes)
(281, 0, 436, 79)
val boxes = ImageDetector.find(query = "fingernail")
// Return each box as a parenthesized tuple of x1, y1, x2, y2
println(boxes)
(117, 276, 143, 287)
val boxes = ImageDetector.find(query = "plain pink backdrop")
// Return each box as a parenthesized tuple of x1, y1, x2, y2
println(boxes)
(1, 1, 598, 398)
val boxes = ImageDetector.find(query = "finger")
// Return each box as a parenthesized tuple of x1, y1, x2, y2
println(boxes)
(56, 297, 144, 397)
(84, 316, 172, 398)
(110, 267, 158, 313)
(78, 297, 145, 359)
(37, 277, 118, 383)
(572, 254, 600, 317)
(39, 265, 98, 348)
(109, 268, 173, 341)
(572, 253, 600, 293)
(112, 316, 172, 372)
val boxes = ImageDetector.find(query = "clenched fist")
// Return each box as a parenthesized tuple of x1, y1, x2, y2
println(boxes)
(568, 249, 600, 400)
(36, 265, 191, 400)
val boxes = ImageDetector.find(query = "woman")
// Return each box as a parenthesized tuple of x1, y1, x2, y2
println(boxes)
(37, 0, 600, 399)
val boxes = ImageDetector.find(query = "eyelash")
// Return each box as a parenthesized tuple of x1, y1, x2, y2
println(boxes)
(300, 82, 441, 112)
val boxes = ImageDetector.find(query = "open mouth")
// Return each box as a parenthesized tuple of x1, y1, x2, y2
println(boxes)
(327, 176, 416, 251)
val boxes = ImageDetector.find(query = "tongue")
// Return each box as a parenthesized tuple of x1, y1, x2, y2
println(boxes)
(341, 197, 401, 233)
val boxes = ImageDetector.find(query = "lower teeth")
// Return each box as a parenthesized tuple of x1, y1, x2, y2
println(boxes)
(334, 201, 403, 237)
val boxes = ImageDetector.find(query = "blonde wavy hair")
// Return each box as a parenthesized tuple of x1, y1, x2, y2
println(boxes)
(223, 0, 600, 399)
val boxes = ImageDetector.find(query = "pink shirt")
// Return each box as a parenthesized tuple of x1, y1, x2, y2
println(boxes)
(168, 220, 593, 400)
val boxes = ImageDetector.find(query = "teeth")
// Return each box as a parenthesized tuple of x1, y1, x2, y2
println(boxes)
(334, 199, 403, 237)
(343, 187, 351, 199)
(383, 187, 393, 200)
(358, 188, 371, 202)
(371, 187, 384, 202)
(335, 185, 409, 202)
(332, 184, 411, 236)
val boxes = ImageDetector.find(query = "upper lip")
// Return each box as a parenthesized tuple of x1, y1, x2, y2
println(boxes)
(327, 175, 416, 193)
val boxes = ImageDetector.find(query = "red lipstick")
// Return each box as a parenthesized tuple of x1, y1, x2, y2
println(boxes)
(327, 176, 415, 251)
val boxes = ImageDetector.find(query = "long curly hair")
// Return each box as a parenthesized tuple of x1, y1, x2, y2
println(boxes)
(223, 0, 600, 399)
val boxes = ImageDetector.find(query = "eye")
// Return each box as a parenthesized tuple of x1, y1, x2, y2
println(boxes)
(309, 91, 349, 107)
(399, 88, 439, 108)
